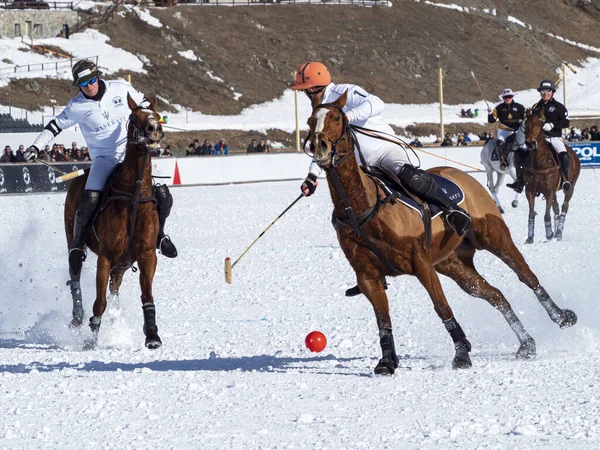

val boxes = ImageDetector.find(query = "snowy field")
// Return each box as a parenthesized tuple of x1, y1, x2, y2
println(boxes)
(1, 171, 600, 449)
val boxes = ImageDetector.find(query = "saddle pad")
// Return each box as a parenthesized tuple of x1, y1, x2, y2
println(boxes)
(399, 174, 465, 219)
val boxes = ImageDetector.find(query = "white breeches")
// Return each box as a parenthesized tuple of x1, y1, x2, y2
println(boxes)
(497, 129, 513, 142)
(546, 137, 567, 154)
(85, 155, 121, 191)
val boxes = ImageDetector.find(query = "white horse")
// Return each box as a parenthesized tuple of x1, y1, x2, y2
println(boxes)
(480, 121, 526, 214)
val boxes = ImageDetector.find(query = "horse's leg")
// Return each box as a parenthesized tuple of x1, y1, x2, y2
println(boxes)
(551, 196, 560, 239)
(356, 272, 398, 375)
(544, 193, 555, 240)
(436, 248, 536, 359)
(494, 172, 506, 214)
(66, 196, 84, 328)
(479, 216, 577, 328)
(525, 188, 536, 244)
(486, 167, 504, 214)
(556, 180, 575, 241)
(84, 254, 111, 349)
(512, 191, 520, 209)
(107, 265, 127, 323)
(413, 255, 472, 369)
(138, 251, 161, 349)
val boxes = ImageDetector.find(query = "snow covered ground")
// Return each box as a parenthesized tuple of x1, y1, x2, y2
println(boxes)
(1, 171, 600, 448)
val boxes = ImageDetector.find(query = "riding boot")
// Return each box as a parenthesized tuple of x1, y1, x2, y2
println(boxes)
(558, 152, 572, 193)
(69, 190, 101, 275)
(506, 149, 525, 193)
(154, 184, 178, 258)
(497, 140, 507, 170)
(398, 165, 471, 236)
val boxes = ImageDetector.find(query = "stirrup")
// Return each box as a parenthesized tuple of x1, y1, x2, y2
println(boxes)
(445, 209, 471, 236)
(158, 235, 178, 258)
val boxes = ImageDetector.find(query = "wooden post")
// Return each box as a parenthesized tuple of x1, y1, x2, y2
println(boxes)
(439, 67, 444, 141)
(127, 73, 131, 83)
(295, 90, 301, 152)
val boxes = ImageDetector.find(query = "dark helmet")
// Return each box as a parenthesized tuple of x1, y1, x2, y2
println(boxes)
(537, 79, 556, 92)
(72, 60, 102, 86)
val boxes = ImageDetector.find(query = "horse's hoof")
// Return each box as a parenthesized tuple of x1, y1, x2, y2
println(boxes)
(145, 335, 163, 349)
(452, 354, 472, 370)
(560, 309, 577, 328)
(69, 319, 83, 329)
(555, 231, 563, 241)
(512, 200, 519, 208)
(83, 336, 97, 351)
(516, 339, 536, 359)
(374, 358, 396, 375)
(546, 233, 554, 240)
(525, 237, 534, 244)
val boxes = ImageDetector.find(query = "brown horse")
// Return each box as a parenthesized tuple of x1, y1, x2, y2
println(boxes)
(308, 91, 577, 375)
(64, 94, 163, 349)
(523, 108, 580, 243)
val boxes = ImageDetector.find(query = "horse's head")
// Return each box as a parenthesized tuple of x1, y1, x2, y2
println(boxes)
(127, 93, 164, 150)
(306, 90, 351, 169)
(524, 107, 545, 151)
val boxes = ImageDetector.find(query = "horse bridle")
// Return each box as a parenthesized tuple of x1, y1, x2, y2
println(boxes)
(306, 103, 357, 168)
(127, 107, 164, 147)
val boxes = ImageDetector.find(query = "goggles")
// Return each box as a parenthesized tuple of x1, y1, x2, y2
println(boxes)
(502, 95, 514, 99)
(539, 89, 553, 94)
(79, 77, 97, 87)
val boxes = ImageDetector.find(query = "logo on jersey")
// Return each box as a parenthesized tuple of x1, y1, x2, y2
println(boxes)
(102, 111, 110, 120)
(112, 96, 124, 107)
(0, 167, 4, 187)
(84, 110, 93, 119)
(548, 106, 556, 113)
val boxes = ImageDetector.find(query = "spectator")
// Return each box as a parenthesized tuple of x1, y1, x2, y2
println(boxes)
(590, 125, 600, 141)
(199, 139, 212, 156)
(485, 131, 495, 144)
(81, 146, 91, 161)
(162, 145, 173, 157)
(73, 148, 85, 161)
(247, 139, 258, 153)
(409, 137, 423, 147)
(71, 141, 79, 153)
(479, 131, 488, 142)
(214, 138, 228, 155)
(15, 145, 26, 162)
(189, 139, 199, 155)
(457, 134, 467, 146)
(149, 146, 160, 157)
(1, 145, 15, 163)
(256, 138, 269, 153)
(186, 144, 195, 156)
(441, 133, 453, 147)
(580, 127, 590, 141)
(463, 133, 472, 143)
(432, 136, 441, 144)
(566, 127, 580, 142)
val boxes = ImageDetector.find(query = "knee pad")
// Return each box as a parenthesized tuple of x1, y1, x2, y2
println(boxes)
(154, 184, 173, 214)
(398, 166, 436, 197)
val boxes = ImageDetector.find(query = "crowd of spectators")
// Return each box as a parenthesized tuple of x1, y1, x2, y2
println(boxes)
(185, 138, 233, 156)
(565, 125, 600, 142)
(1, 142, 92, 164)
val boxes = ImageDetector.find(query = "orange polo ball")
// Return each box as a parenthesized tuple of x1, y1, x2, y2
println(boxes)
(305, 331, 327, 353)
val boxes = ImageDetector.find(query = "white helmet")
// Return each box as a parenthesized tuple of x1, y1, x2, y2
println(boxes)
(499, 88, 515, 99)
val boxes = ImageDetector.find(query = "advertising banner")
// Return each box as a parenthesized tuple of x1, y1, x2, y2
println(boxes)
(569, 141, 600, 167)
(0, 162, 91, 194)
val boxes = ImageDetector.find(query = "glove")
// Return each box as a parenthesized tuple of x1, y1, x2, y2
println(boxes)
(543, 122, 554, 132)
(345, 109, 357, 123)
(487, 108, 493, 115)
(23, 145, 39, 162)
(301, 173, 318, 197)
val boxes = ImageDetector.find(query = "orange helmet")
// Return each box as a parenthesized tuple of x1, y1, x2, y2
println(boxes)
(290, 62, 331, 90)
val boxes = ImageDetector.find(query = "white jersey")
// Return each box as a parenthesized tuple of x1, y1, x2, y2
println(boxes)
(33, 80, 146, 161)
(308, 83, 407, 177)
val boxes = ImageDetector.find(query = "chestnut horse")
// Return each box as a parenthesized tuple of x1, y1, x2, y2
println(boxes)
(308, 91, 577, 375)
(523, 108, 580, 243)
(64, 94, 163, 349)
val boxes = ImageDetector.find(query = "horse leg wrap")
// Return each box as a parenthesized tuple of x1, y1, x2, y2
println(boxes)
(556, 214, 566, 236)
(89, 316, 102, 334)
(534, 286, 564, 324)
(545, 219, 554, 240)
(67, 280, 84, 326)
(444, 317, 472, 369)
(504, 310, 536, 358)
(142, 303, 158, 336)
(527, 218, 535, 241)
(379, 328, 399, 369)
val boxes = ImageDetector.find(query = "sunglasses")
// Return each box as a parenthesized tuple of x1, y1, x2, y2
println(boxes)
(540, 89, 553, 94)
(503, 96, 514, 99)
(79, 77, 97, 87)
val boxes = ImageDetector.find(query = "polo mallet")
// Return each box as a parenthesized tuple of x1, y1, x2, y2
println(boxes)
(225, 194, 304, 284)
(34, 158, 86, 183)
(470, 70, 490, 110)
(555, 62, 578, 87)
